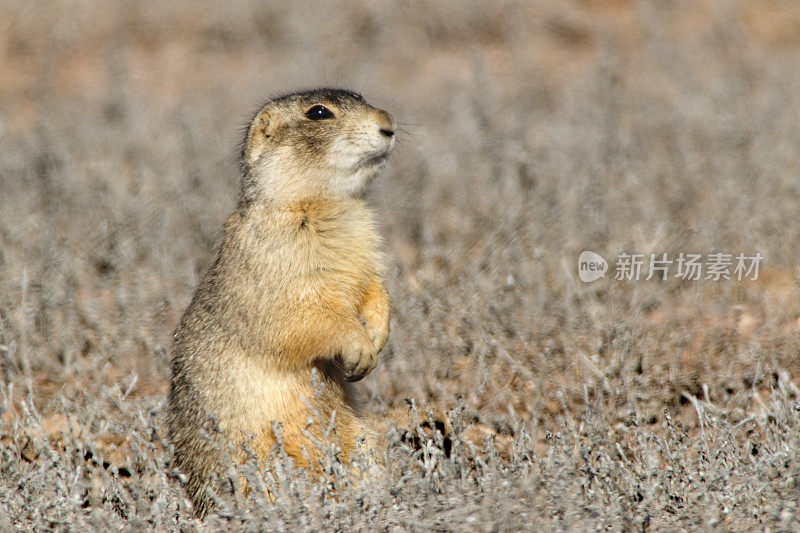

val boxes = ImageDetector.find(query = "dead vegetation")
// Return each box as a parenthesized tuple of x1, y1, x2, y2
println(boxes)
(1, 0, 800, 529)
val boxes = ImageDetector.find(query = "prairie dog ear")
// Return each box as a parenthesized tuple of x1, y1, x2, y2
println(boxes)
(244, 111, 273, 165)
(253, 112, 271, 139)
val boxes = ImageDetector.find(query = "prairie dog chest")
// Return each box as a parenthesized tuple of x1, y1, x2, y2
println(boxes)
(297, 205, 381, 290)
(245, 200, 382, 301)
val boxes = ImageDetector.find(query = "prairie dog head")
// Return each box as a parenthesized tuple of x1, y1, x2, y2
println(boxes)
(241, 88, 396, 204)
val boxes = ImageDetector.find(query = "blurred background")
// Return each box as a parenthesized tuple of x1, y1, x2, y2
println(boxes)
(1, 0, 800, 528)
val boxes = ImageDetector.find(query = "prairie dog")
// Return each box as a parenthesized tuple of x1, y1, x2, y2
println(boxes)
(167, 89, 395, 516)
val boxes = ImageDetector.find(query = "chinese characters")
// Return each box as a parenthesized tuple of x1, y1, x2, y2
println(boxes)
(613, 252, 762, 281)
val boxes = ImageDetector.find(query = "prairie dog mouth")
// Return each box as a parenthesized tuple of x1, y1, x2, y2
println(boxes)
(358, 149, 391, 168)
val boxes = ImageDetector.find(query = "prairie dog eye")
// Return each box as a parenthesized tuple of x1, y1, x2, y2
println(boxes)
(305, 105, 335, 120)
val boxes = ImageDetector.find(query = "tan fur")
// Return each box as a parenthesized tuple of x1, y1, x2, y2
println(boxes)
(167, 89, 395, 517)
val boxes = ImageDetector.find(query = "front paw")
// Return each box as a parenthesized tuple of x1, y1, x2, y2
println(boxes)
(339, 335, 378, 382)
(364, 321, 389, 353)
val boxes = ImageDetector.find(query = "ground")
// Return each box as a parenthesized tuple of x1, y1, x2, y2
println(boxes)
(1, 0, 800, 530)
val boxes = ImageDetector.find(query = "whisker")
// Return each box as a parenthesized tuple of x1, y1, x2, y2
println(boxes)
(394, 133, 422, 146)
(396, 127, 419, 137)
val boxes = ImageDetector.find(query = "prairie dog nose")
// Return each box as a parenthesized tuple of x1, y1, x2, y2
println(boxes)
(374, 109, 395, 138)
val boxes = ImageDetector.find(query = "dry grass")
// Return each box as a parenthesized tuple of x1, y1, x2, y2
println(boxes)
(2, 0, 800, 529)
